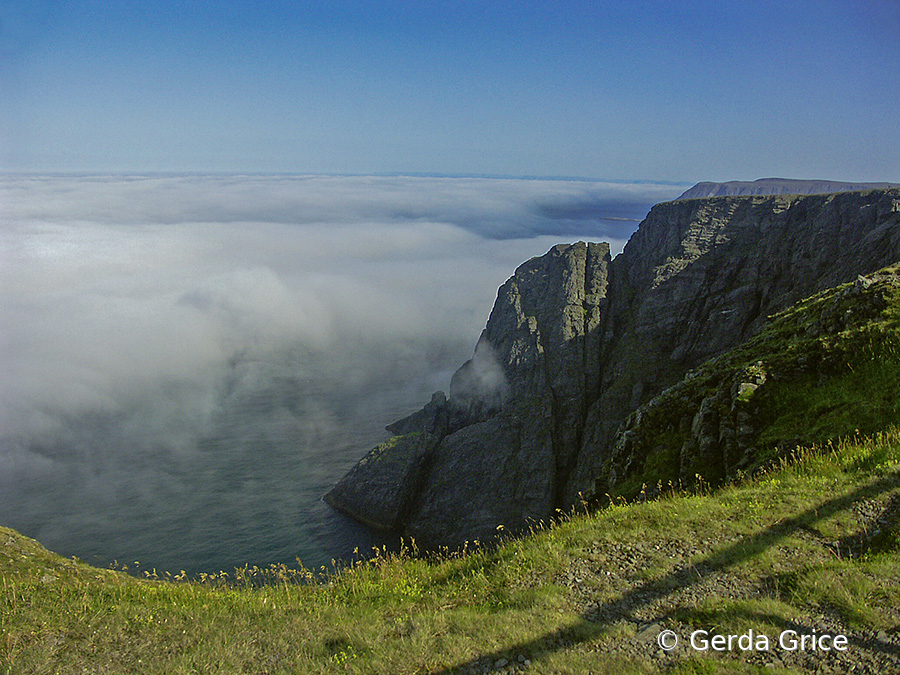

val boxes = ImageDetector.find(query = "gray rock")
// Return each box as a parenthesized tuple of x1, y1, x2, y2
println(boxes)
(581, 188, 900, 499)
(326, 241, 610, 546)
(385, 391, 449, 437)
(406, 403, 556, 547)
(323, 433, 435, 531)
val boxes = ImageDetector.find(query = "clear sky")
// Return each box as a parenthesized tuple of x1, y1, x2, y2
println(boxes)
(2, 0, 899, 182)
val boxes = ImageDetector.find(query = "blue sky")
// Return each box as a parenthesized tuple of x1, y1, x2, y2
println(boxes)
(2, 0, 899, 182)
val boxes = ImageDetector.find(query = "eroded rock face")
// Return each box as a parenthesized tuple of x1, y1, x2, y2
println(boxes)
(574, 189, 900, 501)
(325, 241, 610, 546)
(604, 266, 900, 494)
(325, 189, 900, 547)
(405, 403, 556, 547)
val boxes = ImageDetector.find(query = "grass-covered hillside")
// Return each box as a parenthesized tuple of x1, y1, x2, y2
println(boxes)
(3, 269, 900, 675)
(3, 433, 899, 674)
(604, 265, 900, 498)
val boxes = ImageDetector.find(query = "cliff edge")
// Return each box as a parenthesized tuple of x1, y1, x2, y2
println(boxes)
(326, 188, 900, 547)
(677, 178, 900, 200)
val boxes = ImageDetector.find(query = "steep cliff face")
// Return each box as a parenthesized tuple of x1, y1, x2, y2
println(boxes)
(326, 188, 900, 547)
(403, 241, 612, 546)
(605, 264, 900, 494)
(572, 189, 900, 502)
(326, 242, 611, 546)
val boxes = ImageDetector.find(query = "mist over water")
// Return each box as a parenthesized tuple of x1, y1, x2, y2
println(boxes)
(0, 174, 682, 573)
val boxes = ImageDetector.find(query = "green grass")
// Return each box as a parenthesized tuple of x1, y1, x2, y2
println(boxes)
(3, 429, 899, 674)
(605, 266, 900, 496)
(757, 355, 900, 449)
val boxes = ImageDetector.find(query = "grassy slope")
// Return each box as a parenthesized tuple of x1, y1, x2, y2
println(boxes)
(2, 432, 898, 674)
(4, 271, 900, 675)
(606, 265, 900, 497)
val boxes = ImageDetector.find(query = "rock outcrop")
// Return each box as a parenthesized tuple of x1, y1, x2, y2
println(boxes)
(326, 188, 900, 548)
(572, 188, 900, 501)
(327, 241, 610, 546)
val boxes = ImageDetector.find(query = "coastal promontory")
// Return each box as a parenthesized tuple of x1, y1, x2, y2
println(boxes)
(326, 187, 900, 547)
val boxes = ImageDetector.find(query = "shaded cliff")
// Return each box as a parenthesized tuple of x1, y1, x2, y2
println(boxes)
(572, 188, 900, 502)
(326, 188, 900, 547)
(327, 241, 610, 546)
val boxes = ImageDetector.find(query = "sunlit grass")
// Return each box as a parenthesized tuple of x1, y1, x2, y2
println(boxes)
(2, 429, 898, 674)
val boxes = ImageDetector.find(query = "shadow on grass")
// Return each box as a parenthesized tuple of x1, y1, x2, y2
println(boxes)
(686, 609, 900, 661)
(429, 472, 900, 674)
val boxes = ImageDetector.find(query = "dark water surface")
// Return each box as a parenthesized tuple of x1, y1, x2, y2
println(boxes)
(4, 350, 458, 574)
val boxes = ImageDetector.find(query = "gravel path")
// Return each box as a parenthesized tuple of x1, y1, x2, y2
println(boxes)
(441, 492, 900, 675)
(565, 538, 900, 674)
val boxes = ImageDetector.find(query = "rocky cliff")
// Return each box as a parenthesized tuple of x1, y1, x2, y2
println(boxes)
(325, 188, 900, 548)
(326, 241, 610, 546)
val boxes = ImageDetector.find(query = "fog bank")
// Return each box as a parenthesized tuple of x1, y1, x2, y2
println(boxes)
(0, 174, 681, 572)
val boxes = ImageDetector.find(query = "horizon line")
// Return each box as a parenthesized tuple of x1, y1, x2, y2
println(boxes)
(0, 169, 693, 186)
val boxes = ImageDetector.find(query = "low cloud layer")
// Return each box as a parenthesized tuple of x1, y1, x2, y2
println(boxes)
(0, 174, 681, 572)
